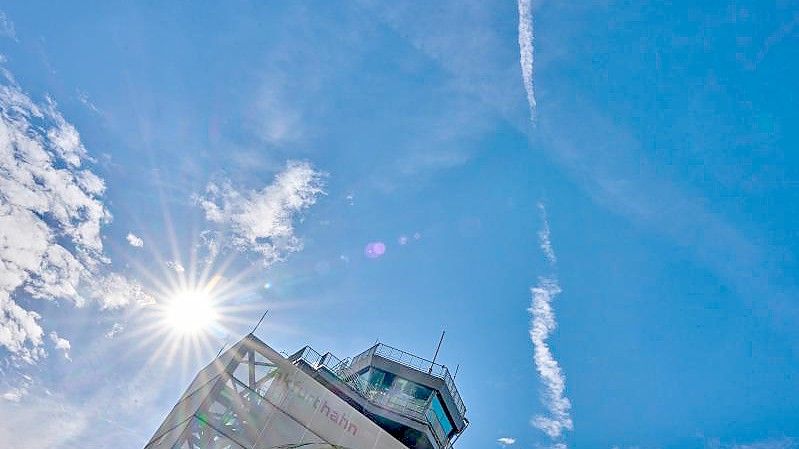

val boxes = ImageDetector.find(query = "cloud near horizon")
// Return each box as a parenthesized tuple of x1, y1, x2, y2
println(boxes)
(0, 391, 88, 449)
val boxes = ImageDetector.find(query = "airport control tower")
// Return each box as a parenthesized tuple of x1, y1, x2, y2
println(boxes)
(144, 334, 468, 449)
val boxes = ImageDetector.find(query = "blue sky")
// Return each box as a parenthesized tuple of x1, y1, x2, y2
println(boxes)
(1, 1, 798, 449)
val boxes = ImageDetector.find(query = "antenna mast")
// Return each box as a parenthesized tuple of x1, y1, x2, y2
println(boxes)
(249, 308, 270, 336)
(215, 334, 230, 358)
(429, 330, 446, 373)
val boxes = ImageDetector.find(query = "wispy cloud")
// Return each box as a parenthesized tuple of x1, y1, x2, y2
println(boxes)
(88, 273, 154, 309)
(3, 333, 185, 448)
(251, 80, 306, 146)
(197, 160, 326, 266)
(0, 10, 17, 41)
(498, 437, 517, 446)
(735, 441, 796, 449)
(537, 202, 556, 265)
(707, 437, 797, 449)
(517, 0, 536, 122)
(0, 392, 88, 449)
(126, 232, 144, 248)
(0, 64, 149, 363)
(530, 277, 572, 439)
(165, 261, 185, 273)
(48, 332, 71, 361)
(0, 371, 32, 403)
(75, 88, 101, 115)
(530, 204, 572, 444)
(1, 386, 25, 402)
(362, 0, 797, 342)
(104, 322, 124, 339)
(377, 0, 798, 346)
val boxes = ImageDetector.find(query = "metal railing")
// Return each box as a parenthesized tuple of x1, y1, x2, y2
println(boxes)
(291, 346, 370, 397)
(289, 346, 324, 367)
(291, 343, 465, 449)
(354, 344, 466, 417)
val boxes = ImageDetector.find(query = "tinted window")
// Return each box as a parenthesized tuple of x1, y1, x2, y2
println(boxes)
(430, 394, 454, 437)
(394, 376, 433, 401)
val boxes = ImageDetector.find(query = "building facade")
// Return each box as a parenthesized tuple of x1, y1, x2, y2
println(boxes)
(144, 334, 468, 449)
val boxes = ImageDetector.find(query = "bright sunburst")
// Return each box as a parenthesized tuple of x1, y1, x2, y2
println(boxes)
(121, 226, 283, 382)
(163, 289, 219, 335)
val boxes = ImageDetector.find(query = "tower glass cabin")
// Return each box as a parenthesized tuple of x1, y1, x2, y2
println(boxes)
(144, 334, 468, 449)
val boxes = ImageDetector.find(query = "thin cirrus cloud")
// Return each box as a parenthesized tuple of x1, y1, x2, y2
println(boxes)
(517, 0, 536, 122)
(497, 437, 517, 446)
(165, 261, 185, 273)
(530, 278, 572, 440)
(537, 203, 556, 266)
(126, 232, 144, 247)
(0, 392, 88, 449)
(1, 386, 25, 402)
(196, 160, 326, 266)
(529, 204, 573, 444)
(361, 0, 789, 333)
(104, 322, 124, 339)
(705, 437, 797, 449)
(0, 63, 151, 364)
(0, 10, 16, 41)
(367, 1, 790, 343)
(48, 332, 71, 361)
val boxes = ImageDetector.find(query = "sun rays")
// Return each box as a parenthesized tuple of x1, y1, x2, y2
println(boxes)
(118, 224, 269, 380)
(108, 161, 326, 382)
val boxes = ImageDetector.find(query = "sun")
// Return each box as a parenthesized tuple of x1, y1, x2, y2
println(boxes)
(163, 289, 219, 335)
(131, 255, 271, 377)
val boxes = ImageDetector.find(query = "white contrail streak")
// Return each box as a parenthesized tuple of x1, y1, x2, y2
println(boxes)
(530, 204, 572, 444)
(517, 0, 537, 122)
(530, 277, 572, 439)
(538, 203, 556, 265)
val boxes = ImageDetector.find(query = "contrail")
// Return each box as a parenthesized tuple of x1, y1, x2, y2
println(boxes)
(517, 0, 537, 123)
(530, 204, 572, 444)
(538, 203, 556, 265)
(530, 277, 572, 440)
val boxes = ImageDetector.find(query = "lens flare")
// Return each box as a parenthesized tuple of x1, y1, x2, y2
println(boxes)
(364, 241, 386, 259)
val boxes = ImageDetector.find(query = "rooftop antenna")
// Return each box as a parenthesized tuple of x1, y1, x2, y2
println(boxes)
(453, 363, 460, 379)
(429, 330, 445, 374)
(215, 334, 230, 358)
(249, 308, 270, 336)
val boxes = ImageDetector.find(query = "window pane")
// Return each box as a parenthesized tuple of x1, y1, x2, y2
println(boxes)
(430, 395, 454, 437)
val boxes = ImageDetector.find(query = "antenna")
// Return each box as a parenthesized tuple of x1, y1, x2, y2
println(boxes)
(429, 330, 445, 374)
(249, 308, 270, 336)
(453, 363, 460, 378)
(215, 334, 230, 358)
